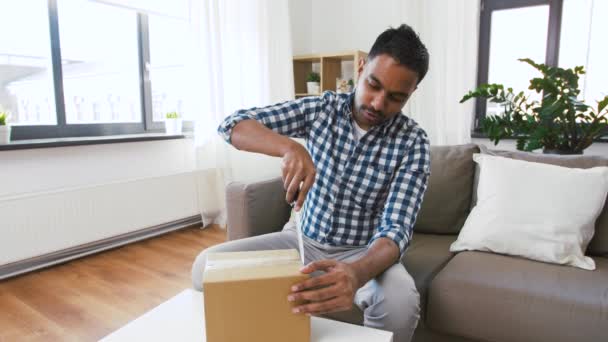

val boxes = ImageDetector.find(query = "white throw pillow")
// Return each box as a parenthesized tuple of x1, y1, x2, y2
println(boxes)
(450, 154, 608, 270)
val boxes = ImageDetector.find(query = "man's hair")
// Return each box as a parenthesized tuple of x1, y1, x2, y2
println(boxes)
(368, 24, 429, 84)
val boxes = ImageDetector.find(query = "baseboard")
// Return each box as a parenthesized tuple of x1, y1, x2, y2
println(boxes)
(0, 215, 202, 281)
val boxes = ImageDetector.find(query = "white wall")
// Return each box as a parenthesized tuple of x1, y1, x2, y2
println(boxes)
(0, 139, 207, 265)
(288, 0, 312, 55)
(289, 0, 403, 55)
(310, 0, 402, 54)
(0, 139, 195, 197)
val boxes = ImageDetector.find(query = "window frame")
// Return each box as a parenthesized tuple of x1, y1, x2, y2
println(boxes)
(473, 0, 563, 133)
(8, 0, 186, 141)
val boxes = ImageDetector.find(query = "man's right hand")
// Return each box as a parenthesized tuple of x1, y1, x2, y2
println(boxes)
(282, 141, 316, 211)
(230, 120, 316, 210)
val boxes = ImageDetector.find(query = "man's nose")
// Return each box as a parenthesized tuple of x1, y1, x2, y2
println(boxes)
(371, 94, 386, 112)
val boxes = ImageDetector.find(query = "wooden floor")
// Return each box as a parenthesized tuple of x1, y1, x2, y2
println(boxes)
(0, 225, 226, 342)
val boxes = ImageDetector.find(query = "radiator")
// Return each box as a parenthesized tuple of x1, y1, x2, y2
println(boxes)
(0, 171, 201, 267)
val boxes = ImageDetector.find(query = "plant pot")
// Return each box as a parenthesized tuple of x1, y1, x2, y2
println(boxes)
(0, 125, 11, 144)
(306, 82, 320, 94)
(542, 148, 583, 155)
(164, 118, 183, 135)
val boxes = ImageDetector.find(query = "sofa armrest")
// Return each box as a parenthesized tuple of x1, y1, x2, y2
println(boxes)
(225, 176, 292, 241)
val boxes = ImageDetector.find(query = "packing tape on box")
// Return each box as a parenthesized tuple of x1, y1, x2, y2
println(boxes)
(205, 255, 300, 271)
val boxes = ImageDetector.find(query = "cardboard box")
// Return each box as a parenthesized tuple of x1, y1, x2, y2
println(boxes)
(203, 249, 310, 342)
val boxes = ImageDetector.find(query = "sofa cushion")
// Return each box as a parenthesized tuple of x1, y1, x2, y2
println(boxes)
(453, 153, 608, 270)
(403, 233, 457, 318)
(427, 252, 608, 342)
(415, 144, 479, 234)
(476, 145, 608, 256)
(226, 177, 292, 241)
(323, 233, 457, 326)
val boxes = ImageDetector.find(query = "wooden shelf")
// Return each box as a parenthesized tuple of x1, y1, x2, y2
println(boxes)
(292, 51, 368, 97)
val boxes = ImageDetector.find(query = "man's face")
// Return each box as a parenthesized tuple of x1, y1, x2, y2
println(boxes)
(353, 54, 419, 130)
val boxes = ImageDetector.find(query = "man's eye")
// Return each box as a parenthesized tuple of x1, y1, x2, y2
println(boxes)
(368, 81, 380, 89)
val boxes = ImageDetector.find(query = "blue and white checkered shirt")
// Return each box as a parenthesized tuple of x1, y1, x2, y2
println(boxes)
(218, 91, 430, 256)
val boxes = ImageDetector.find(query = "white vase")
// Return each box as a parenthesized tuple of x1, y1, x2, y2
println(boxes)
(0, 125, 11, 144)
(164, 118, 183, 135)
(306, 82, 320, 94)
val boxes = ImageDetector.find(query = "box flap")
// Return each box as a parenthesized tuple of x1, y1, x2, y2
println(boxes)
(203, 249, 304, 283)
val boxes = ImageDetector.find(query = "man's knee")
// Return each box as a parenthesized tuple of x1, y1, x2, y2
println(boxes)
(383, 265, 420, 316)
(359, 264, 419, 342)
(191, 244, 223, 291)
(367, 278, 420, 320)
(381, 266, 420, 341)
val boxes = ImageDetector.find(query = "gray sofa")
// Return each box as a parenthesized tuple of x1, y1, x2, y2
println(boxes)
(224, 144, 608, 342)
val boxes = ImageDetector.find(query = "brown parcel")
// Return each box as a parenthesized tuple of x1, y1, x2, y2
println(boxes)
(203, 249, 310, 342)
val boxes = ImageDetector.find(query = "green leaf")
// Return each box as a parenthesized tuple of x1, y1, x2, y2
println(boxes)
(598, 95, 608, 114)
(459, 58, 608, 152)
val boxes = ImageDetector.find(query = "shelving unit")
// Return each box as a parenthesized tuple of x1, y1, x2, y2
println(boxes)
(292, 51, 368, 98)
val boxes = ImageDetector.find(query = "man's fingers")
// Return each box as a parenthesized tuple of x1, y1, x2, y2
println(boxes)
(300, 259, 338, 274)
(292, 297, 351, 315)
(282, 170, 293, 192)
(285, 173, 304, 204)
(292, 272, 337, 292)
(295, 175, 315, 210)
(288, 284, 340, 303)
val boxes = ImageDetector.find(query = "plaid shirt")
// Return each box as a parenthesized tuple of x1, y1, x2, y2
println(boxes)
(218, 91, 430, 256)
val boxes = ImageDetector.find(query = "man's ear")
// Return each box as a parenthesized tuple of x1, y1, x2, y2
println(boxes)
(357, 57, 366, 75)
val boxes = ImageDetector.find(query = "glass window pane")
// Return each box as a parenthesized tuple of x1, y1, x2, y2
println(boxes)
(0, 0, 57, 126)
(487, 5, 549, 115)
(560, 0, 608, 106)
(148, 15, 190, 122)
(58, 0, 141, 124)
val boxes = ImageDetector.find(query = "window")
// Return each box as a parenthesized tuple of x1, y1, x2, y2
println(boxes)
(559, 0, 608, 107)
(0, 0, 191, 141)
(0, 0, 56, 126)
(58, 0, 141, 124)
(475, 0, 608, 132)
(148, 14, 190, 123)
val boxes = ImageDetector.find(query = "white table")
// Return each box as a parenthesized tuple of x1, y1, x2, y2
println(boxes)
(100, 289, 393, 342)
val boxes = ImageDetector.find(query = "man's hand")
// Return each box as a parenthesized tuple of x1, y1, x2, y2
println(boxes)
(287, 260, 362, 315)
(282, 142, 315, 210)
(230, 120, 316, 210)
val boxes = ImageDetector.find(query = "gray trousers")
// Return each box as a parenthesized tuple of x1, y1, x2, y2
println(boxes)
(191, 221, 420, 342)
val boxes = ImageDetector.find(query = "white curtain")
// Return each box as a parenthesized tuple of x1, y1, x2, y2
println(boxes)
(401, 0, 480, 145)
(185, 0, 294, 226)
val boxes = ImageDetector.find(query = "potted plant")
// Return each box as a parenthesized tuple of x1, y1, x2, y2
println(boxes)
(164, 111, 182, 135)
(306, 72, 320, 94)
(461, 58, 608, 154)
(0, 111, 10, 144)
(336, 78, 355, 93)
(348, 79, 354, 91)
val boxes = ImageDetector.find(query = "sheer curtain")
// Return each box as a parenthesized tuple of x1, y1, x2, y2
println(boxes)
(401, 0, 480, 145)
(185, 0, 294, 226)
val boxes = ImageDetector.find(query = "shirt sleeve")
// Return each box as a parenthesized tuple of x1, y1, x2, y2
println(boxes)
(217, 92, 334, 144)
(368, 132, 431, 257)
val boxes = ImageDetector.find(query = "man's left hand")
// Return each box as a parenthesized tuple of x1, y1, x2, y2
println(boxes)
(288, 260, 362, 315)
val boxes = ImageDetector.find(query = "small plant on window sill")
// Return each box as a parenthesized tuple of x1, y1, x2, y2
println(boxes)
(0, 111, 11, 144)
(164, 111, 182, 135)
(0, 112, 8, 126)
(165, 111, 180, 119)
(461, 58, 608, 155)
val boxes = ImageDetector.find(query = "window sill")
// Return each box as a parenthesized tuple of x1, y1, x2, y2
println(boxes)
(471, 131, 608, 143)
(0, 133, 191, 151)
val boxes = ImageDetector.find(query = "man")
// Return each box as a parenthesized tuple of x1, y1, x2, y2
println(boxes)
(192, 24, 430, 342)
